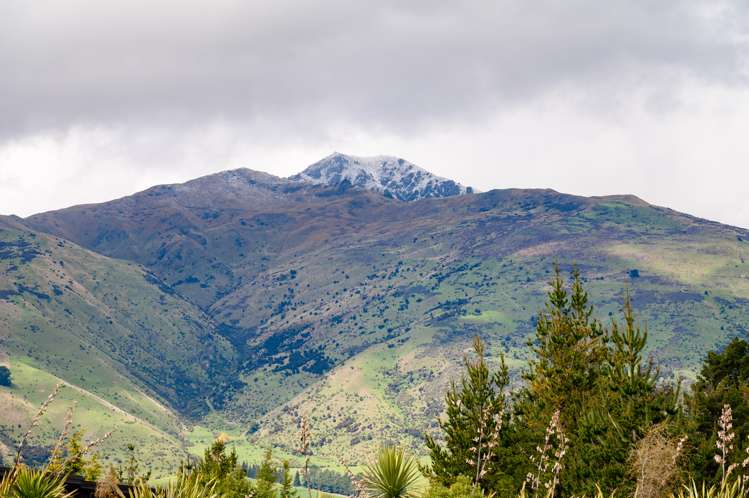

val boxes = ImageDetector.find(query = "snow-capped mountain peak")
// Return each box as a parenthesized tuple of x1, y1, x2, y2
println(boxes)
(290, 152, 473, 201)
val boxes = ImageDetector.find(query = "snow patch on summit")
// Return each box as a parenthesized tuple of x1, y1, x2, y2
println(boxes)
(290, 153, 473, 201)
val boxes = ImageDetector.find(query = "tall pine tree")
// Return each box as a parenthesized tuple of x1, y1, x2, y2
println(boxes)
(280, 460, 297, 498)
(683, 338, 749, 486)
(425, 336, 511, 492)
(255, 448, 278, 498)
(514, 268, 676, 495)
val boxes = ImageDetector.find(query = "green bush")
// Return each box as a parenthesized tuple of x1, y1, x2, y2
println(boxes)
(422, 476, 484, 498)
(0, 366, 11, 387)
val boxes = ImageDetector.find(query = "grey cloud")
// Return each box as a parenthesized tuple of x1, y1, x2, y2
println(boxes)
(0, 0, 747, 141)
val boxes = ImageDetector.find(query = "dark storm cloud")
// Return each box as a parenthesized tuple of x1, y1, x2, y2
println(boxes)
(0, 0, 747, 140)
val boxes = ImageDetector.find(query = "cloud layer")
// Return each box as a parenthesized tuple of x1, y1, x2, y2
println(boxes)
(1, 0, 748, 226)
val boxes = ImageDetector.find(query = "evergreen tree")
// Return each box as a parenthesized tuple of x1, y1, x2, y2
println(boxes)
(255, 448, 278, 498)
(513, 268, 677, 495)
(683, 338, 749, 486)
(47, 429, 103, 480)
(64, 430, 87, 476)
(190, 438, 253, 498)
(280, 460, 297, 498)
(425, 336, 511, 492)
(521, 267, 608, 426)
(511, 268, 609, 495)
(574, 294, 677, 494)
(118, 443, 151, 484)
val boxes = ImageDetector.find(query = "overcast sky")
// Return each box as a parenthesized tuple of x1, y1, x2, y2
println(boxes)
(1, 0, 748, 228)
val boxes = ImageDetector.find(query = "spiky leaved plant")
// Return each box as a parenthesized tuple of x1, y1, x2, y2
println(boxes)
(670, 479, 745, 498)
(362, 447, 421, 498)
(14, 384, 63, 467)
(1, 467, 17, 498)
(9, 466, 73, 498)
(127, 473, 216, 498)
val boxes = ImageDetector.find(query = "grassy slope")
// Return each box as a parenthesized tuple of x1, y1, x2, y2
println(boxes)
(245, 222, 749, 461)
(0, 360, 186, 475)
(0, 220, 239, 474)
(248, 241, 749, 462)
(15, 185, 749, 468)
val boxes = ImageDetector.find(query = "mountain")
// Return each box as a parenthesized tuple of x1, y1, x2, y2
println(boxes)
(6, 154, 749, 468)
(0, 215, 244, 470)
(290, 152, 473, 201)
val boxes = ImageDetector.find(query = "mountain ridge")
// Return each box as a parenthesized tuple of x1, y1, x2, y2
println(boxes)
(5, 154, 749, 468)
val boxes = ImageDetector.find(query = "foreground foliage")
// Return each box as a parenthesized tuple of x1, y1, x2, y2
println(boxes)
(426, 268, 681, 496)
(2, 467, 72, 498)
(361, 447, 421, 498)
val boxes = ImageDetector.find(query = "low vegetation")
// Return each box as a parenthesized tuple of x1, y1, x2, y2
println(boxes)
(0, 366, 11, 387)
(5, 266, 749, 498)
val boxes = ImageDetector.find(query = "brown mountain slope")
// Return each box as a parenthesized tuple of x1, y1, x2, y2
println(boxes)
(22, 164, 749, 460)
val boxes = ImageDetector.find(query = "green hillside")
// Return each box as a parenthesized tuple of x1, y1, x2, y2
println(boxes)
(0, 216, 242, 472)
(5, 167, 747, 468)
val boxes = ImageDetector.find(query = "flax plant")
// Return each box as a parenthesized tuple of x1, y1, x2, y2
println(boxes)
(14, 383, 63, 466)
(526, 410, 567, 498)
(468, 406, 503, 487)
(715, 405, 736, 483)
(127, 474, 216, 498)
(670, 404, 749, 498)
(299, 415, 313, 498)
(8, 466, 74, 498)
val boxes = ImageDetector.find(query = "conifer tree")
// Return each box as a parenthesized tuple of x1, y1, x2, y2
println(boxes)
(576, 293, 677, 494)
(425, 336, 510, 492)
(510, 268, 606, 492)
(522, 267, 608, 426)
(47, 429, 103, 480)
(191, 438, 253, 498)
(280, 461, 297, 498)
(514, 268, 676, 495)
(255, 448, 278, 498)
(683, 337, 749, 486)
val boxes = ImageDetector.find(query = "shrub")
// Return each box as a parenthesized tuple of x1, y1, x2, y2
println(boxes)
(630, 424, 686, 498)
(682, 338, 749, 485)
(0, 366, 11, 387)
(422, 476, 484, 498)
